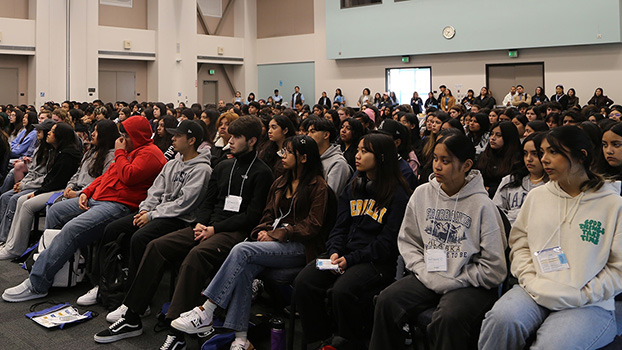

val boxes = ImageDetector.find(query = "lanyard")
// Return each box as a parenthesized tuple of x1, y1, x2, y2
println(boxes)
(227, 153, 257, 197)
(278, 195, 295, 221)
(538, 189, 584, 252)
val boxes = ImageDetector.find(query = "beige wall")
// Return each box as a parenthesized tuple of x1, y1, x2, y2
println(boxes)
(254, 0, 622, 109)
(197, 63, 235, 104)
(98, 58, 148, 102)
(0, 0, 28, 19)
(256, 0, 313, 39)
(99, 0, 148, 30)
(197, 0, 234, 37)
(0, 54, 29, 105)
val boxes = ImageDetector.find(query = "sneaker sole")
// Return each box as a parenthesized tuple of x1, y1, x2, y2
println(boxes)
(94, 329, 143, 343)
(170, 320, 213, 334)
(2, 291, 48, 303)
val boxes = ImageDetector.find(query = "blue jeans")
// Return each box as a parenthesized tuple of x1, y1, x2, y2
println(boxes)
(203, 241, 306, 331)
(478, 284, 617, 350)
(0, 188, 36, 242)
(0, 169, 15, 194)
(29, 197, 131, 293)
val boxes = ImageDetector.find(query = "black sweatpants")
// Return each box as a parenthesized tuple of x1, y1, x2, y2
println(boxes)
(369, 274, 498, 350)
(123, 227, 247, 319)
(94, 212, 188, 289)
(294, 257, 395, 347)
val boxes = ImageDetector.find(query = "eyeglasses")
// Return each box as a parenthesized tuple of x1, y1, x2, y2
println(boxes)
(120, 132, 129, 138)
(277, 148, 293, 157)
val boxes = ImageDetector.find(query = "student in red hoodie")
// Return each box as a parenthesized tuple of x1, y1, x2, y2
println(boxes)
(2, 116, 166, 302)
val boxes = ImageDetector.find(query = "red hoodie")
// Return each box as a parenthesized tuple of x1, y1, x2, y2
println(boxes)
(81, 116, 166, 210)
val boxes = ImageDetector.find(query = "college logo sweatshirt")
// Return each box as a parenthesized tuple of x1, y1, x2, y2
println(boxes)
(398, 170, 507, 294)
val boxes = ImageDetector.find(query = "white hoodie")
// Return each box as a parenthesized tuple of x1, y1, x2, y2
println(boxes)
(510, 181, 622, 311)
(399, 170, 507, 294)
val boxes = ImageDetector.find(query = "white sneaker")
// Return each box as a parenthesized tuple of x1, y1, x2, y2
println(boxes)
(230, 339, 254, 350)
(0, 246, 19, 260)
(77, 286, 99, 306)
(170, 306, 213, 334)
(2, 278, 47, 302)
(106, 304, 151, 323)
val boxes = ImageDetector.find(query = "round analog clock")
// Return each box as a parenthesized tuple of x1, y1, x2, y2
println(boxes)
(443, 26, 456, 39)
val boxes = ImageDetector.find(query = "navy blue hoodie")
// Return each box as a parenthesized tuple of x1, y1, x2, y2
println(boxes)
(326, 178, 409, 266)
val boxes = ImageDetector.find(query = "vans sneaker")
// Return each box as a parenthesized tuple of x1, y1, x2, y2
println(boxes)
(94, 317, 143, 343)
(160, 333, 187, 350)
(230, 339, 254, 350)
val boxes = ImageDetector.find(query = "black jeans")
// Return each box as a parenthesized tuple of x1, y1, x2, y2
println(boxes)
(369, 274, 498, 350)
(294, 257, 395, 347)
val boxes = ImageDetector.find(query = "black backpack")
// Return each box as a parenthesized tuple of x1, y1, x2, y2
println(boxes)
(97, 232, 129, 311)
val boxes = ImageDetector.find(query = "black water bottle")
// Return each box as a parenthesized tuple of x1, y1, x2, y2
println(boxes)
(270, 317, 285, 350)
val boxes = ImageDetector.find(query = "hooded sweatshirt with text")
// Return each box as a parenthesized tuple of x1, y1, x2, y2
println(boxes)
(139, 149, 212, 223)
(510, 181, 622, 311)
(399, 170, 507, 294)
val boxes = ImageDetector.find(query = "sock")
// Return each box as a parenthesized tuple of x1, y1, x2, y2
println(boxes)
(234, 331, 248, 342)
(200, 300, 217, 316)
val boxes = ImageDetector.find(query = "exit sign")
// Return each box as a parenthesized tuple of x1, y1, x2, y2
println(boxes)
(209, 69, 215, 75)
(508, 50, 518, 58)
(402, 56, 410, 63)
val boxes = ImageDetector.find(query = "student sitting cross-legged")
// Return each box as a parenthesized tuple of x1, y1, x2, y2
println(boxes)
(76, 120, 212, 308)
(92, 116, 273, 350)
(95, 134, 328, 350)
(2, 116, 166, 302)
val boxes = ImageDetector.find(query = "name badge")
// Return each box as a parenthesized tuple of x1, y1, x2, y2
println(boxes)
(534, 246, 570, 273)
(224, 195, 242, 212)
(425, 249, 448, 272)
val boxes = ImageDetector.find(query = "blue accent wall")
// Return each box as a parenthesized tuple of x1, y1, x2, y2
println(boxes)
(326, 0, 622, 60)
(258, 62, 315, 105)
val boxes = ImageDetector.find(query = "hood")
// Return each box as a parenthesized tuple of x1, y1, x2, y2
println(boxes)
(58, 144, 83, 161)
(122, 116, 154, 148)
(427, 169, 488, 200)
(174, 147, 212, 168)
(321, 144, 342, 161)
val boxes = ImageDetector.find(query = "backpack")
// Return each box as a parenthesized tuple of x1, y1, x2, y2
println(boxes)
(97, 232, 129, 311)
(23, 229, 86, 288)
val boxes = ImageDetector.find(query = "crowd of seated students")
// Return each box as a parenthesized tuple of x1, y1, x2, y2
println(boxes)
(0, 85, 621, 350)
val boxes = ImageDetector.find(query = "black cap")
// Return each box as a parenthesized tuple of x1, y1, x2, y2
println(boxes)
(34, 119, 56, 132)
(166, 120, 204, 144)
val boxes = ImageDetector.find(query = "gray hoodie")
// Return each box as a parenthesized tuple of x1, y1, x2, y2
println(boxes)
(139, 148, 212, 223)
(67, 149, 115, 195)
(398, 170, 507, 294)
(20, 147, 51, 191)
(321, 144, 352, 196)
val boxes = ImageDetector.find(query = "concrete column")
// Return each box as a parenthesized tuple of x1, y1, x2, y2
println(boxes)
(234, 0, 257, 96)
(30, 0, 68, 107)
(147, 0, 197, 104)
(68, 0, 99, 102)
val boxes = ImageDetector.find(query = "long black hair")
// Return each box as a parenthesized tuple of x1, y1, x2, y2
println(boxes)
(278, 135, 324, 197)
(52, 122, 78, 153)
(351, 133, 412, 209)
(435, 129, 476, 173)
(18, 111, 38, 144)
(10, 108, 24, 137)
(543, 125, 604, 191)
(477, 121, 522, 181)
(87, 119, 119, 178)
(503, 132, 547, 190)
(153, 115, 177, 152)
(595, 122, 622, 180)
(260, 115, 296, 169)
(35, 125, 54, 166)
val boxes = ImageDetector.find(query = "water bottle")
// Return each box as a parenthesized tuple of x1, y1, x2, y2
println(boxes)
(270, 317, 285, 350)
